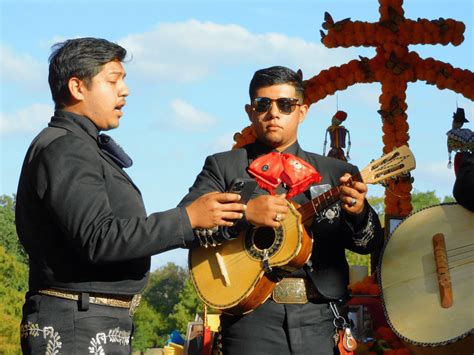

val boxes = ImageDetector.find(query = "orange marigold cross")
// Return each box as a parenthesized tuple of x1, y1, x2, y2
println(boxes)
(235, 0, 473, 216)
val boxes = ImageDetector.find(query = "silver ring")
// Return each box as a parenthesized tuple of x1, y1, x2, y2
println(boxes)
(275, 213, 282, 222)
(350, 198, 357, 207)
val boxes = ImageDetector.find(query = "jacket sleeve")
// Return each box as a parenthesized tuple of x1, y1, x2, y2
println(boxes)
(339, 164, 384, 254)
(34, 134, 195, 264)
(341, 202, 384, 254)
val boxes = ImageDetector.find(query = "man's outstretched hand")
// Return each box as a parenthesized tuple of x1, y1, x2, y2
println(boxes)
(186, 192, 246, 229)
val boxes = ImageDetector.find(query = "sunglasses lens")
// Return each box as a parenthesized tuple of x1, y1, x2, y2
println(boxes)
(254, 98, 271, 112)
(276, 98, 295, 114)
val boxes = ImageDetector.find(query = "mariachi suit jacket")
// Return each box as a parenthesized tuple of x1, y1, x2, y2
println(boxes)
(179, 140, 383, 300)
(15, 110, 195, 295)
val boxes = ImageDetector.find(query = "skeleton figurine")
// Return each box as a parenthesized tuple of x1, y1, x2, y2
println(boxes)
(324, 110, 351, 161)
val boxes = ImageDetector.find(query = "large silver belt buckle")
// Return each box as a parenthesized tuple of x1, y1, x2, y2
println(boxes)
(272, 278, 308, 304)
(129, 294, 142, 316)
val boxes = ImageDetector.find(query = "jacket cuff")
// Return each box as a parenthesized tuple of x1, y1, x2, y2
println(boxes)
(178, 206, 197, 246)
(344, 200, 369, 233)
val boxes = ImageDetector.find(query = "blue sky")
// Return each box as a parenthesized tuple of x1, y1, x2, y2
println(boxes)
(1, 0, 472, 270)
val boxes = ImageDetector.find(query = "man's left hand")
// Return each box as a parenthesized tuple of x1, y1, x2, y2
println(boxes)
(339, 173, 367, 215)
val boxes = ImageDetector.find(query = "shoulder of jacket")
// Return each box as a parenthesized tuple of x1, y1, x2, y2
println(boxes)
(32, 126, 97, 161)
(211, 147, 248, 161)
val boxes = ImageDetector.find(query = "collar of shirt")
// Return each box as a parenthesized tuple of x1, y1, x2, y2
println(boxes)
(251, 139, 301, 158)
(51, 110, 99, 141)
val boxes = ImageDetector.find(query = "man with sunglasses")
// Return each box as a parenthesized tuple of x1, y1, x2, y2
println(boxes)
(179, 66, 383, 354)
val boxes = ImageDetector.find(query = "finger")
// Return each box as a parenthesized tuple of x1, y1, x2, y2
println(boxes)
(214, 192, 242, 202)
(344, 196, 357, 206)
(218, 202, 247, 212)
(266, 220, 282, 228)
(274, 206, 289, 216)
(339, 173, 352, 183)
(340, 185, 361, 197)
(217, 219, 236, 227)
(272, 196, 290, 206)
(220, 211, 245, 220)
(351, 181, 368, 194)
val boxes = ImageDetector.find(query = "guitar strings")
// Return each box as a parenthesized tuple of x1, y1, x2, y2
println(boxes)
(446, 244, 474, 268)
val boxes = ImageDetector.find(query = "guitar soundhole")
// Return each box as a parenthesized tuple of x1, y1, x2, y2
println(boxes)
(245, 226, 283, 260)
(253, 227, 275, 250)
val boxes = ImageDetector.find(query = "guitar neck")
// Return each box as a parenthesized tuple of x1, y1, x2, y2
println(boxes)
(298, 173, 362, 224)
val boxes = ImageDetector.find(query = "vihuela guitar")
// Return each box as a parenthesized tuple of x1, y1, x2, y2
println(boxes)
(190, 145, 416, 315)
(379, 203, 474, 353)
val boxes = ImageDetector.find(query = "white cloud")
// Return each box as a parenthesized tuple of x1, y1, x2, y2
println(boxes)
(412, 160, 456, 197)
(119, 20, 358, 83)
(170, 99, 216, 131)
(0, 104, 53, 136)
(208, 133, 235, 153)
(0, 44, 45, 89)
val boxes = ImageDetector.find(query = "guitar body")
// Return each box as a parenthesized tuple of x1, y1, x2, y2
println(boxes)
(189, 202, 313, 315)
(379, 204, 474, 350)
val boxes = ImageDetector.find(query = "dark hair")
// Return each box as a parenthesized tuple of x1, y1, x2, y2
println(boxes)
(248, 66, 304, 100)
(48, 37, 127, 109)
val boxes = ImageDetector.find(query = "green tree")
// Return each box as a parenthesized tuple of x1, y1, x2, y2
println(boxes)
(170, 277, 204, 335)
(367, 195, 385, 218)
(0, 245, 28, 354)
(0, 194, 28, 264)
(411, 190, 455, 212)
(132, 299, 167, 351)
(144, 263, 187, 315)
(133, 262, 189, 349)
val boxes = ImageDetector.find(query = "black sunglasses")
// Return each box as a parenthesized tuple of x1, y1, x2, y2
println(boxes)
(252, 97, 301, 114)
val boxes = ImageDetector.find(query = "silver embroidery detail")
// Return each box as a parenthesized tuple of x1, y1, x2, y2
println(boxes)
(20, 322, 62, 355)
(315, 204, 341, 224)
(354, 209, 376, 248)
(88, 327, 131, 354)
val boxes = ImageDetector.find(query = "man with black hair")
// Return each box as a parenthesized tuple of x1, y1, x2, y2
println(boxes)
(179, 66, 383, 354)
(16, 37, 245, 354)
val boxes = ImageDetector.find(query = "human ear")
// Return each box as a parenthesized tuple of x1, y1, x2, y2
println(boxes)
(245, 104, 253, 122)
(67, 77, 86, 101)
(298, 104, 309, 124)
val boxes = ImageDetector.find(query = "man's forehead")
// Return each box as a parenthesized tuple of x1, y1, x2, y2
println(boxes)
(255, 83, 297, 95)
(101, 61, 126, 76)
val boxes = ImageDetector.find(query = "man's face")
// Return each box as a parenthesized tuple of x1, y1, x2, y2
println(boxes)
(195, 326, 203, 336)
(246, 83, 307, 151)
(79, 60, 129, 131)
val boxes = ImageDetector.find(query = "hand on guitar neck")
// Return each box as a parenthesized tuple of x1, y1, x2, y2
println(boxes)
(339, 173, 368, 215)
